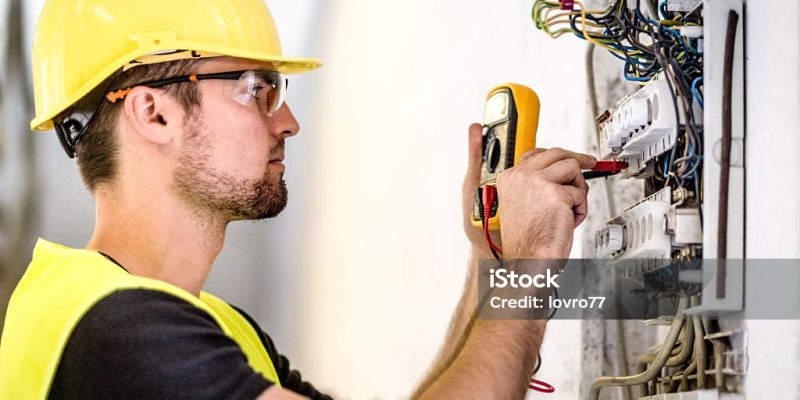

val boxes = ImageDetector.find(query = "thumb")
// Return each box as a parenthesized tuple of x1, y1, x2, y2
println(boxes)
(464, 123, 484, 190)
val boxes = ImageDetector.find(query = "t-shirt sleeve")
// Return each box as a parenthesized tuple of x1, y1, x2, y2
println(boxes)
(231, 306, 334, 400)
(49, 289, 273, 400)
(271, 351, 333, 400)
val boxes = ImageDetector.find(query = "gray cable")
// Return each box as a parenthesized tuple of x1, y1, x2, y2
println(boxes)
(588, 296, 689, 400)
(634, 320, 694, 396)
(693, 316, 707, 389)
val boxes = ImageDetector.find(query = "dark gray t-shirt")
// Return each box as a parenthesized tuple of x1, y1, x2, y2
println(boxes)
(48, 289, 332, 400)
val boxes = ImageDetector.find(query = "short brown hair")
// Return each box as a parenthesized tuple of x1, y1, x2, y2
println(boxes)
(58, 59, 206, 192)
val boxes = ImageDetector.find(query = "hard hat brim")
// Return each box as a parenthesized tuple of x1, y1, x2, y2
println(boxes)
(31, 41, 322, 131)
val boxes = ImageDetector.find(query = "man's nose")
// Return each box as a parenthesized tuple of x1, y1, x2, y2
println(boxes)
(270, 103, 300, 140)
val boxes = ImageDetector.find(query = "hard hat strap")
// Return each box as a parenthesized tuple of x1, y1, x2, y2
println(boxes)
(54, 116, 88, 159)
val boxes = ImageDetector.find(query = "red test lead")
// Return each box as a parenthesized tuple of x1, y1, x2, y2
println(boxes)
(582, 160, 629, 180)
(590, 160, 628, 173)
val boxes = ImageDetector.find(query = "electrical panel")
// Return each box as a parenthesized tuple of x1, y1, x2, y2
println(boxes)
(530, 0, 746, 398)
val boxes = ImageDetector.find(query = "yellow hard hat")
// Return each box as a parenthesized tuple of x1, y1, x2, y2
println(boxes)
(31, 0, 322, 132)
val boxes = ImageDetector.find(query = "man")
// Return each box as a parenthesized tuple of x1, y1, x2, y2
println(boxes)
(0, 0, 595, 399)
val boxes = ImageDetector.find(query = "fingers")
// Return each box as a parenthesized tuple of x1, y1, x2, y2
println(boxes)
(538, 158, 589, 227)
(561, 185, 589, 228)
(517, 148, 547, 165)
(539, 158, 589, 193)
(520, 147, 597, 171)
(463, 123, 484, 190)
(537, 157, 589, 228)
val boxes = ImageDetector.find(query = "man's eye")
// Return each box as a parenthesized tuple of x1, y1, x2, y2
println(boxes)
(249, 85, 267, 99)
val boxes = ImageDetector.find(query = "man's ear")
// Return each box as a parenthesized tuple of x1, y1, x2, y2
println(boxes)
(122, 86, 180, 145)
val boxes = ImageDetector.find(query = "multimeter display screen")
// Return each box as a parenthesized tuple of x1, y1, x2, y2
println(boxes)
(484, 92, 509, 126)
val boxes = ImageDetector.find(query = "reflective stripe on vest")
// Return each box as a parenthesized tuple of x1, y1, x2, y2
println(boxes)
(0, 239, 280, 399)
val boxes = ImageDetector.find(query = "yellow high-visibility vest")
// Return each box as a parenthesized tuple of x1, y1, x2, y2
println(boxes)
(0, 239, 280, 399)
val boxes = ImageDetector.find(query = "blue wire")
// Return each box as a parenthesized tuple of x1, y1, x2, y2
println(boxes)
(635, 8, 649, 24)
(623, 61, 651, 82)
(647, 21, 697, 61)
(609, 48, 652, 66)
(661, 26, 688, 49)
(574, 31, 637, 52)
(609, 50, 628, 62)
(686, 37, 701, 55)
(659, 1, 669, 19)
(661, 24, 695, 57)
(663, 153, 670, 178)
(691, 77, 704, 109)
(572, 32, 650, 67)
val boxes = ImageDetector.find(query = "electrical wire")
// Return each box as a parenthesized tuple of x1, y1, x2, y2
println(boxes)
(691, 77, 704, 109)
(533, 0, 702, 85)
(717, 10, 738, 298)
(692, 315, 707, 389)
(481, 185, 503, 258)
(589, 297, 689, 400)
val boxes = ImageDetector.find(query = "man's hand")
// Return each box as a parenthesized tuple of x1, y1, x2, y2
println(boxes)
(462, 123, 596, 259)
(496, 147, 596, 259)
(416, 127, 596, 400)
(462, 123, 501, 255)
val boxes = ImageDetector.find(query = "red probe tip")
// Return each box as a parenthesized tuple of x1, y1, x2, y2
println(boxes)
(590, 160, 629, 173)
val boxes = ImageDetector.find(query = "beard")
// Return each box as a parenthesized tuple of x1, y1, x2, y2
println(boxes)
(173, 117, 288, 222)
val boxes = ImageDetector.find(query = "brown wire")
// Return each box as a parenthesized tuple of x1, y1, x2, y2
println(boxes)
(717, 10, 739, 298)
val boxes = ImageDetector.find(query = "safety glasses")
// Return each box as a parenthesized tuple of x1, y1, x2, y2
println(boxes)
(104, 70, 288, 116)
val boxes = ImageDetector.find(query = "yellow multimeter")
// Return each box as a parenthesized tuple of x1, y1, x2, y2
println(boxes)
(471, 83, 540, 230)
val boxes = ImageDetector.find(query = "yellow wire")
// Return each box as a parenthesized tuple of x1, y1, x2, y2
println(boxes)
(545, 11, 604, 28)
(531, 0, 682, 84)
(547, 18, 604, 29)
(574, 0, 627, 55)
(537, 1, 618, 52)
(532, 0, 638, 57)
(537, 0, 609, 14)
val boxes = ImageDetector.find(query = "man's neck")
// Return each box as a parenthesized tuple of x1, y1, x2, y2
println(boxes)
(86, 184, 226, 297)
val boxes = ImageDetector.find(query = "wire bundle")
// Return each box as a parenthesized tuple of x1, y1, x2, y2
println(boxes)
(532, 0, 702, 84)
(533, 0, 704, 216)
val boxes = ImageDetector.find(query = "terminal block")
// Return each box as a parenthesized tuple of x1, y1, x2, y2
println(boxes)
(598, 78, 688, 175)
(595, 187, 702, 263)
